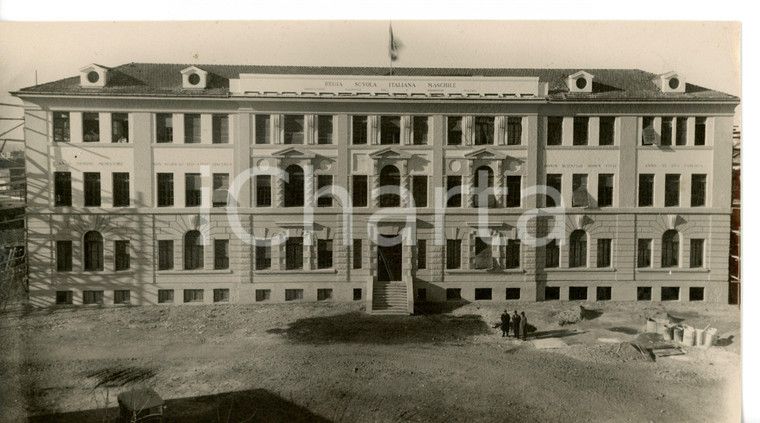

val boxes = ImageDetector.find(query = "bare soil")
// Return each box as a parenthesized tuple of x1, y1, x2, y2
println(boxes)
(0, 300, 741, 423)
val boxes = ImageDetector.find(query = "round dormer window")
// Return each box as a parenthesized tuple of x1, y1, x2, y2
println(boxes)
(87, 71, 100, 83)
(188, 73, 201, 85)
(669, 78, 680, 90)
(575, 77, 587, 90)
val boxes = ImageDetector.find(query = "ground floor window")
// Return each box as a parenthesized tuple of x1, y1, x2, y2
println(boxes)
(83, 290, 104, 305)
(446, 288, 462, 301)
(56, 290, 73, 305)
(158, 289, 174, 303)
(505, 240, 520, 269)
(158, 240, 174, 270)
(661, 287, 680, 301)
(505, 288, 521, 300)
(689, 287, 704, 302)
(317, 288, 333, 301)
(213, 288, 230, 303)
(255, 245, 271, 270)
(318, 240, 333, 269)
(474, 288, 492, 300)
(114, 290, 131, 304)
(569, 286, 588, 301)
(637, 287, 652, 301)
(545, 240, 559, 268)
(544, 286, 560, 300)
(446, 239, 461, 269)
(353, 288, 362, 301)
(596, 286, 612, 301)
(285, 289, 304, 301)
(256, 289, 271, 302)
(184, 289, 204, 303)
(286, 237, 304, 270)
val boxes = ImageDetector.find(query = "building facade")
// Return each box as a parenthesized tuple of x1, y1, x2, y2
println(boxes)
(14, 63, 738, 313)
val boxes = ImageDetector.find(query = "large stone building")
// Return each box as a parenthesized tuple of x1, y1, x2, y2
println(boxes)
(13, 63, 738, 313)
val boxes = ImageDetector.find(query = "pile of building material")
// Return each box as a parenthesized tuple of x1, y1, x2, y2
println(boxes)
(645, 316, 718, 348)
(556, 305, 585, 326)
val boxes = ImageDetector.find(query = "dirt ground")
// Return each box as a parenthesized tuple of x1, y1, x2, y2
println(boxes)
(0, 300, 741, 423)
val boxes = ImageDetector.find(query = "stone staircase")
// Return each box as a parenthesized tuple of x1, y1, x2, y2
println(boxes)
(370, 280, 410, 315)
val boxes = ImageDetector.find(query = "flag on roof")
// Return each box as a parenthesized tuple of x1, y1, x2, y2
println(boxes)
(389, 23, 403, 62)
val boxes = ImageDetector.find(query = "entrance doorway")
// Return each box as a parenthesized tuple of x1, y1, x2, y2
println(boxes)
(377, 239, 402, 282)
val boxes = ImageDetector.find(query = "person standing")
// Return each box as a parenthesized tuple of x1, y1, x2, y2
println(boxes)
(512, 310, 521, 338)
(500, 309, 510, 337)
(520, 311, 528, 341)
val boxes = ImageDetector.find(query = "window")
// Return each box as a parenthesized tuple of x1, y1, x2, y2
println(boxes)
(412, 175, 428, 208)
(413, 116, 429, 145)
(597, 286, 612, 301)
(447, 116, 463, 145)
(317, 175, 333, 207)
(256, 289, 271, 302)
(83, 113, 100, 142)
(214, 239, 229, 270)
(417, 288, 427, 302)
(156, 113, 173, 143)
(475, 288, 492, 300)
(569, 287, 588, 301)
(284, 165, 304, 207)
(83, 290, 104, 305)
(545, 240, 559, 268)
(597, 239, 612, 268)
(56, 241, 73, 271)
(661, 287, 680, 301)
(56, 291, 73, 305)
(474, 237, 492, 269)
(572, 174, 588, 207)
(212, 114, 229, 144)
(114, 290, 131, 304)
(54, 172, 72, 207)
(112, 113, 129, 143)
(506, 175, 521, 208)
(676, 117, 688, 146)
(417, 239, 426, 269)
(474, 116, 494, 145)
(184, 230, 204, 270)
(317, 288, 333, 301)
(213, 289, 230, 303)
(547, 117, 562, 145)
(446, 288, 462, 301)
(255, 245, 271, 270)
(286, 237, 303, 270)
(544, 286, 560, 300)
(638, 174, 654, 207)
(184, 289, 204, 303)
(256, 175, 271, 207)
(317, 115, 333, 144)
(637, 239, 652, 268)
(695, 117, 707, 145)
(506, 239, 520, 269)
(599, 117, 615, 145)
(158, 289, 174, 303)
(506, 288, 521, 300)
(212, 173, 229, 207)
(446, 239, 461, 269)
(53, 112, 70, 142)
(185, 173, 201, 207)
(113, 173, 130, 207)
(473, 166, 494, 208)
(597, 174, 614, 207)
(691, 174, 706, 207)
(158, 240, 174, 270)
(569, 230, 587, 268)
(115, 240, 130, 271)
(255, 115, 271, 144)
(661, 117, 673, 146)
(352, 175, 368, 207)
(662, 230, 680, 268)
(84, 172, 101, 207)
(665, 174, 680, 207)
(317, 239, 333, 269)
(378, 165, 401, 207)
(447, 176, 462, 207)
(157, 173, 174, 207)
(690, 239, 705, 268)
(642, 117, 655, 145)
(546, 174, 562, 207)
(689, 287, 704, 302)
(637, 287, 652, 301)
(283, 115, 305, 144)
(573, 117, 589, 145)
(507, 117, 522, 145)
(352, 116, 368, 144)
(285, 289, 303, 301)
(380, 116, 401, 144)
(353, 239, 362, 269)
(84, 231, 104, 271)
(353, 288, 362, 301)
(184, 114, 200, 144)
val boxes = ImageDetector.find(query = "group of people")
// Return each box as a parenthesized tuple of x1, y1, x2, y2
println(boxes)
(500, 310, 528, 340)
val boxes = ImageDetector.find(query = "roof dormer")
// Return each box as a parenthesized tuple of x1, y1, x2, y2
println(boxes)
(565, 71, 594, 93)
(181, 66, 208, 90)
(653, 71, 685, 93)
(79, 64, 110, 88)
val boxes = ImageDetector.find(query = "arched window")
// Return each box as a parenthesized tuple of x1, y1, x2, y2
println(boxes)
(184, 230, 204, 270)
(83, 231, 104, 271)
(474, 165, 495, 208)
(662, 230, 680, 268)
(379, 165, 401, 207)
(284, 165, 304, 207)
(569, 230, 587, 268)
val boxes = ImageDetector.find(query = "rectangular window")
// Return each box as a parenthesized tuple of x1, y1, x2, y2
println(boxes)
(317, 115, 333, 144)
(353, 288, 362, 301)
(112, 113, 129, 143)
(506, 239, 520, 269)
(83, 290, 104, 305)
(283, 115, 305, 144)
(380, 116, 401, 144)
(506, 288, 521, 300)
(506, 175, 521, 207)
(213, 288, 230, 303)
(599, 117, 615, 145)
(286, 237, 304, 270)
(637, 287, 652, 301)
(597, 239, 612, 268)
(114, 290, 131, 304)
(446, 239, 461, 269)
(115, 240, 130, 271)
(352, 175, 368, 207)
(56, 291, 73, 305)
(691, 174, 707, 207)
(665, 174, 680, 207)
(317, 288, 333, 301)
(157, 173, 174, 207)
(413, 116, 429, 145)
(412, 175, 427, 208)
(83, 112, 100, 142)
(638, 174, 654, 207)
(53, 112, 70, 142)
(156, 113, 173, 143)
(546, 174, 562, 207)
(158, 240, 174, 270)
(285, 289, 304, 301)
(255, 115, 271, 144)
(317, 175, 333, 207)
(689, 287, 704, 302)
(256, 289, 271, 302)
(661, 287, 680, 301)
(642, 117, 655, 145)
(475, 288, 492, 300)
(569, 287, 588, 301)
(507, 117, 522, 145)
(447, 176, 462, 207)
(84, 172, 101, 207)
(353, 239, 362, 269)
(637, 239, 652, 268)
(317, 239, 333, 269)
(255, 175, 271, 207)
(597, 174, 614, 207)
(212, 114, 229, 144)
(661, 117, 673, 146)
(597, 286, 612, 301)
(474, 116, 494, 145)
(214, 239, 229, 270)
(185, 173, 201, 207)
(158, 289, 174, 304)
(573, 117, 589, 145)
(676, 117, 688, 146)
(56, 240, 73, 271)
(545, 286, 560, 300)
(255, 245, 271, 270)
(447, 116, 463, 145)
(184, 114, 201, 144)
(212, 173, 229, 207)
(695, 117, 707, 145)
(572, 174, 588, 207)
(547, 117, 563, 145)
(184, 289, 204, 303)
(352, 116, 368, 144)
(545, 240, 559, 268)
(417, 239, 426, 269)
(54, 172, 72, 207)
(446, 288, 462, 301)
(690, 239, 705, 268)
(113, 173, 130, 207)
(474, 237, 492, 269)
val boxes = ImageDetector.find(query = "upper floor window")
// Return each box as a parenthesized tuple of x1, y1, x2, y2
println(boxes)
(255, 175, 271, 207)
(572, 174, 588, 207)
(412, 175, 428, 208)
(474, 117, 494, 145)
(569, 230, 587, 268)
(695, 117, 707, 145)
(157, 173, 174, 207)
(255, 115, 271, 144)
(665, 174, 680, 207)
(507, 117, 522, 146)
(317, 115, 333, 145)
(447, 116, 463, 145)
(112, 172, 130, 207)
(506, 175, 522, 208)
(691, 174, 707, 207)
(156, 113, 173, 143)
(413, 116, 429, 145)
(212, 114, 229, 144)
(642, 117, 655, 145)
(446, 176, 462, 207)
(83, 172, 101, 207)
(185, 173, 201, 207)
(380, 116, 401, 144)
(573, 117, 589, 146)
(352, 175, 368, 207)
(184, 230, 204, 270)
(546, 174, 562, 208)
(638, 174, 654, 207)
(53, 112, 70, 142)
(317, 175, 333, 207)
(597, 174, 614, 207)
(661, 117, 673, 146)
(212, 173, 229, 207)
(378, 165, 401, 207)
(83, 231, 104, 271)
(352, 116, 368, 145)
(112, 113, 129, 143)
(83, 113, 100, 142)
(547, 117, 562, 146)
(662, 230, 680, 268)
(284, 165, 304, 207)
(283, 115, 305, 144)
(676, 117, 688, 146)
(599, 117, 615, 146)
(54, 172, 72, 207)
(184, 114, 201, 144)
(473, 166, 494, 208)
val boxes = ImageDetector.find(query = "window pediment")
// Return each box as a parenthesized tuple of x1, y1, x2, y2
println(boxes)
(464, 148, 504, 160)
(272, 146, 318, 160)
(368, 147, 412, 160)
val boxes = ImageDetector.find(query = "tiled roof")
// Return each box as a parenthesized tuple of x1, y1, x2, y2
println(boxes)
(15, 62, 738, 101)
